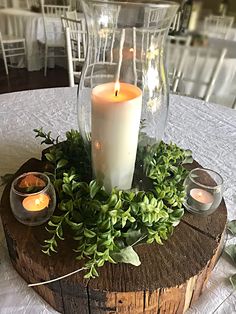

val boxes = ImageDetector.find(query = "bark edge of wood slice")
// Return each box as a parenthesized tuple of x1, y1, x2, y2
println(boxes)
(0, 158, 227, 314)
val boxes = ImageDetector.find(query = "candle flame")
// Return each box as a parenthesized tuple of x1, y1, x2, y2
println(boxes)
(114, 81, 120, 97)
(35, 199, 40, 205)
(95, 140, 101, 150)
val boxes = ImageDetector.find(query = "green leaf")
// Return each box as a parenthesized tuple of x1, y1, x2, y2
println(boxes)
(57, 159, 68, 169)
(48, 221, 58, 227)
(124, 229, 142, 246)
(84, 272, 92, 279)
(224, 244, 236, 264)
(227, 220, 236, 236)
(183, 156, 193, 164)
(109, 194, 118, 206)
(45, 153, 55, 162)
(89, 180, 101, 199)
(51, 216, 63, 224)
(56, 225, 64, 240)
(62, 184, 72, 196)
(229, 274, 236, 289)
(84, 228, 96, 238)
(66, 218, 83, 230)
(111, 246, 141, 266)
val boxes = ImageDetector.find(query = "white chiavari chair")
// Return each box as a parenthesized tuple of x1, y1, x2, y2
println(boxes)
(175, 46, 227, 102)
(65, 10, 78, 20)
(204, 15, 234, 39)
(169, 11, 182, 34)
(39, 0, 71, 76)
(26, 0, 39, 9)
(166, 35, 192, 92)
(0, 32, 27, 75)
(0, 0, 7, 8)
(61, 16, 86, 87)
(81, 3, 121, 88)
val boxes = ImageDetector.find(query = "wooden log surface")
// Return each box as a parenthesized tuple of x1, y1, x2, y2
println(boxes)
(0, 158, 227, 314)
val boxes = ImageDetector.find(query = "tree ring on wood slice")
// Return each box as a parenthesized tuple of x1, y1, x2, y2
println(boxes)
(0, 158, 227, 314)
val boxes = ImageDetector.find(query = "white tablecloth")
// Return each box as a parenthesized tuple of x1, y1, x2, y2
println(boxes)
(0, 8, 73, 71)
(0, 87, 236, 313)
(225, 27, 236, 41)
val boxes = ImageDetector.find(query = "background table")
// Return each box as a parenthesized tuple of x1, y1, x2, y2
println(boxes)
(0, 8, 84, 71)
(0, 87, 236, 313)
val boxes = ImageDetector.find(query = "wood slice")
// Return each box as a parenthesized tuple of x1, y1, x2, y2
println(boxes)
(0, 158, 227, 314)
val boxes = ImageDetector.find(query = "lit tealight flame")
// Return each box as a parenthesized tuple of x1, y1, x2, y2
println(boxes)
(129, 48, 134, 52)
(95, 140, 101, 150)
(22, 193, 50, 212)
(114, 81, 120, 97)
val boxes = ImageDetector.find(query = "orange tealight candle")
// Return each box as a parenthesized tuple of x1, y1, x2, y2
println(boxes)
(22, 193, 50, 212)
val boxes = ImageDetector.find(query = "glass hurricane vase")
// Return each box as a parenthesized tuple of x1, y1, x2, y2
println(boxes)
(78, 0, 178, 192)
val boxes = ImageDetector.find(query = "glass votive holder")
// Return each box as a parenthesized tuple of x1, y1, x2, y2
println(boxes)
(183, 168, 223, 215)
(10, 172, 56, 226)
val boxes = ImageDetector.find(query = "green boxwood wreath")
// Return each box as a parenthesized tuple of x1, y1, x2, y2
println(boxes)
(34, 128, 193, 279)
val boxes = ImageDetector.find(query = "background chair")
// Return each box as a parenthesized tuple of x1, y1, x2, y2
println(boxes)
(65, 10, 78, 20)
(204, 15, 234, 39)
(169, 10, 182, 34)
(174, 46, 227, 102)
(144, 7, 172, 28)
(26, 0, 40, 9)
(61, 17, 87, 87)
(166, 35, 192, 92)
(40, 0, 71, 76)
(0, 0, 7, 8)
(0, 32, 27, 75)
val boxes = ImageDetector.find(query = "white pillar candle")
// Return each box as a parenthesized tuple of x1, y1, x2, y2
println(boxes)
(91, 82, 142, 193)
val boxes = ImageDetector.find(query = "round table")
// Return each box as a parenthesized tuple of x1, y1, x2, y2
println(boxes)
(0, 8, 84, 71)
(0, 8, 49, 71)
(0, 87, 236, 313)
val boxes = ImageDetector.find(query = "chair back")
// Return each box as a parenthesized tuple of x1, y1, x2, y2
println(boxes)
(0, 0, 7, 8)
(41, 0, 70, 44)
(62, 16, 86, 60)
(166, 35, 192, 92)
(169, 11, 182, 34)
(26, 0, 40, 9)
(62, 17, 87, 87)
(175, 46, 227, 101)
(41, 0, 70, 17)
(65, 10, 78, 20)
(144, 7, 170, 28)
(144, 6, 177, 28)
(204, 15, 234, 39)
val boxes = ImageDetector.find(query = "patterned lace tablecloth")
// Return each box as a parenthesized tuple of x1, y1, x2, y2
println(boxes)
(0, 87, 236, 314)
